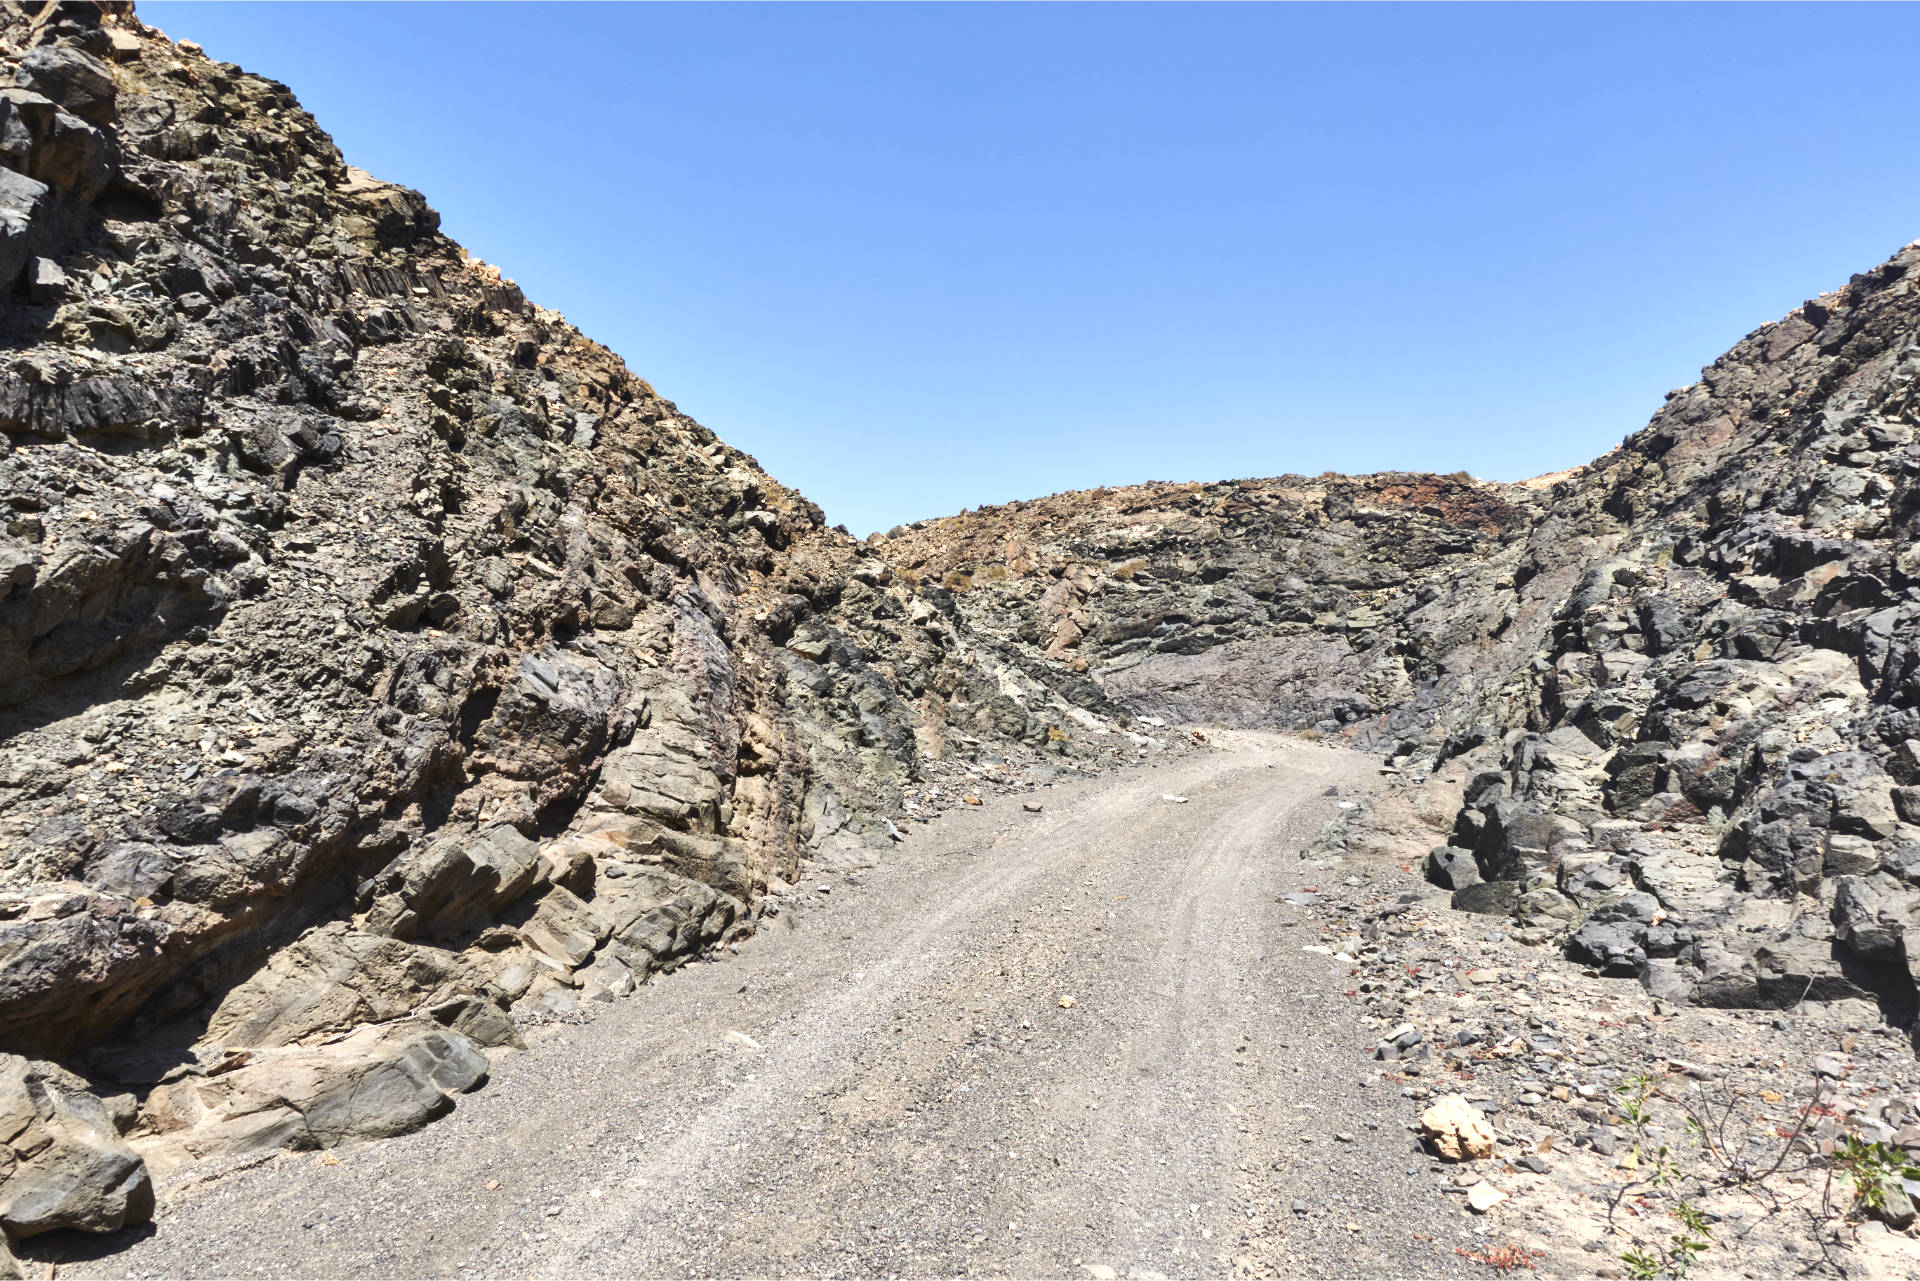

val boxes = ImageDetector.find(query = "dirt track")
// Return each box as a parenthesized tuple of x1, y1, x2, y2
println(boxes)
(62, 736, 1488, 1279)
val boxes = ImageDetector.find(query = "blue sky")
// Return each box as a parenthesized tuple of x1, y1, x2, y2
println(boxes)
(150, 3, 1920, 535)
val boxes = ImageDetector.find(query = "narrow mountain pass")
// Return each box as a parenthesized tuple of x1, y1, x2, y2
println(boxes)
(67, 738, 1483, 1280)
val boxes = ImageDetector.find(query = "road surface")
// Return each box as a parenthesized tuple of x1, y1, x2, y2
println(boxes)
(62, 735, 1483, 1279)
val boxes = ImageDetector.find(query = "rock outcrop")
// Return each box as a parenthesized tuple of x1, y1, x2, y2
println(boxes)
(1448, 243, 1920, 1022)
(0, 1, 1150, 1250)
(4, 0, 1920, 1260)
(0, 1054, 150, 1239)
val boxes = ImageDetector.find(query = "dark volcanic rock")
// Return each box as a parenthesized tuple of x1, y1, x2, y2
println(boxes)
(878, 472, 1554, 753)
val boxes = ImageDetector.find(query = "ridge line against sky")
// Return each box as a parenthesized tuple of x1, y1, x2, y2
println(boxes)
(149, 1, 1920, 535)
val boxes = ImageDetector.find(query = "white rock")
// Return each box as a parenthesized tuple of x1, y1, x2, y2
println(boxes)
(1467, 1182, 1506, 1213)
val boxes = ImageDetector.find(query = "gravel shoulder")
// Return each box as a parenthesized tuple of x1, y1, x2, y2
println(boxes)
(58, 737, 1496, 1280)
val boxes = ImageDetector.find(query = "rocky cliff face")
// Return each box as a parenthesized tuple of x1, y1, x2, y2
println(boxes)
(3, 0, 1920, 1263)
(0, 2, 1157, 1251)
(1452, 243, 1920, 1022)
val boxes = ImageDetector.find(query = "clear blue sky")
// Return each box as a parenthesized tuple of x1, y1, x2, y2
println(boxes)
(149, 3, 1920, 536)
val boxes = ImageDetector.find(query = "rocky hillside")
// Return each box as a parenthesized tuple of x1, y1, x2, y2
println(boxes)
(1453, 242, 1920, 1021)
(891, 241, 1920, 1033)
(876, 472, 1559, 753)
(3, 0, 1920, 1267)
(0, 2, 1152, 1257)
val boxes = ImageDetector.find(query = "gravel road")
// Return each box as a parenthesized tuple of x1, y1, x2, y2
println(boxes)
(62, 736, 1489, 1279)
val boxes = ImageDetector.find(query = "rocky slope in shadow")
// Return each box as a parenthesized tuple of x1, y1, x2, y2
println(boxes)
(0, 3, 1155, 1259)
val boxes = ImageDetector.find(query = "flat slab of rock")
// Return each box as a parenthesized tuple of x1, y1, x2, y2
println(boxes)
(137, 1024, 491, 1172)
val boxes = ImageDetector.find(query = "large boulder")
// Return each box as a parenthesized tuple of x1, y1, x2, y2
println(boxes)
(1755, 918, 1879, 1008)
(1424, 845, 1481, 891)
(1451, 879, 1520, 917)
(0, 87, 111, 200)
(1473, 797, 1575, 882)
(1832, 874, 1920, 977)
(13, 46, 116, 127)
(0, 1055, 152, 1239)
(301, 1029, 488, 1147)
(203, 922, 470, 1049)
(1567, 892, 1661, 976)
(0, 164, 45, 289)
(360, 824, 547, 941)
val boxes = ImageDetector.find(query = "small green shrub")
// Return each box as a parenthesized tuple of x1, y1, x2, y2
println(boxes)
(1620, 1203, 1711, 1280)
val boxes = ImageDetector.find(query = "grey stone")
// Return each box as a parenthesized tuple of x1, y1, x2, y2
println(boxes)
(1451, 880, 1520, 918)
(14, 46, 116, 127)
(0, 164, 46, 288)
(428, 994, 523, 1049)
(0, 1056, 152, 1239)
(24, 255, 62, 304)
(1425, 846, 1481, 891)
(301, 1030, 487, 1147)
